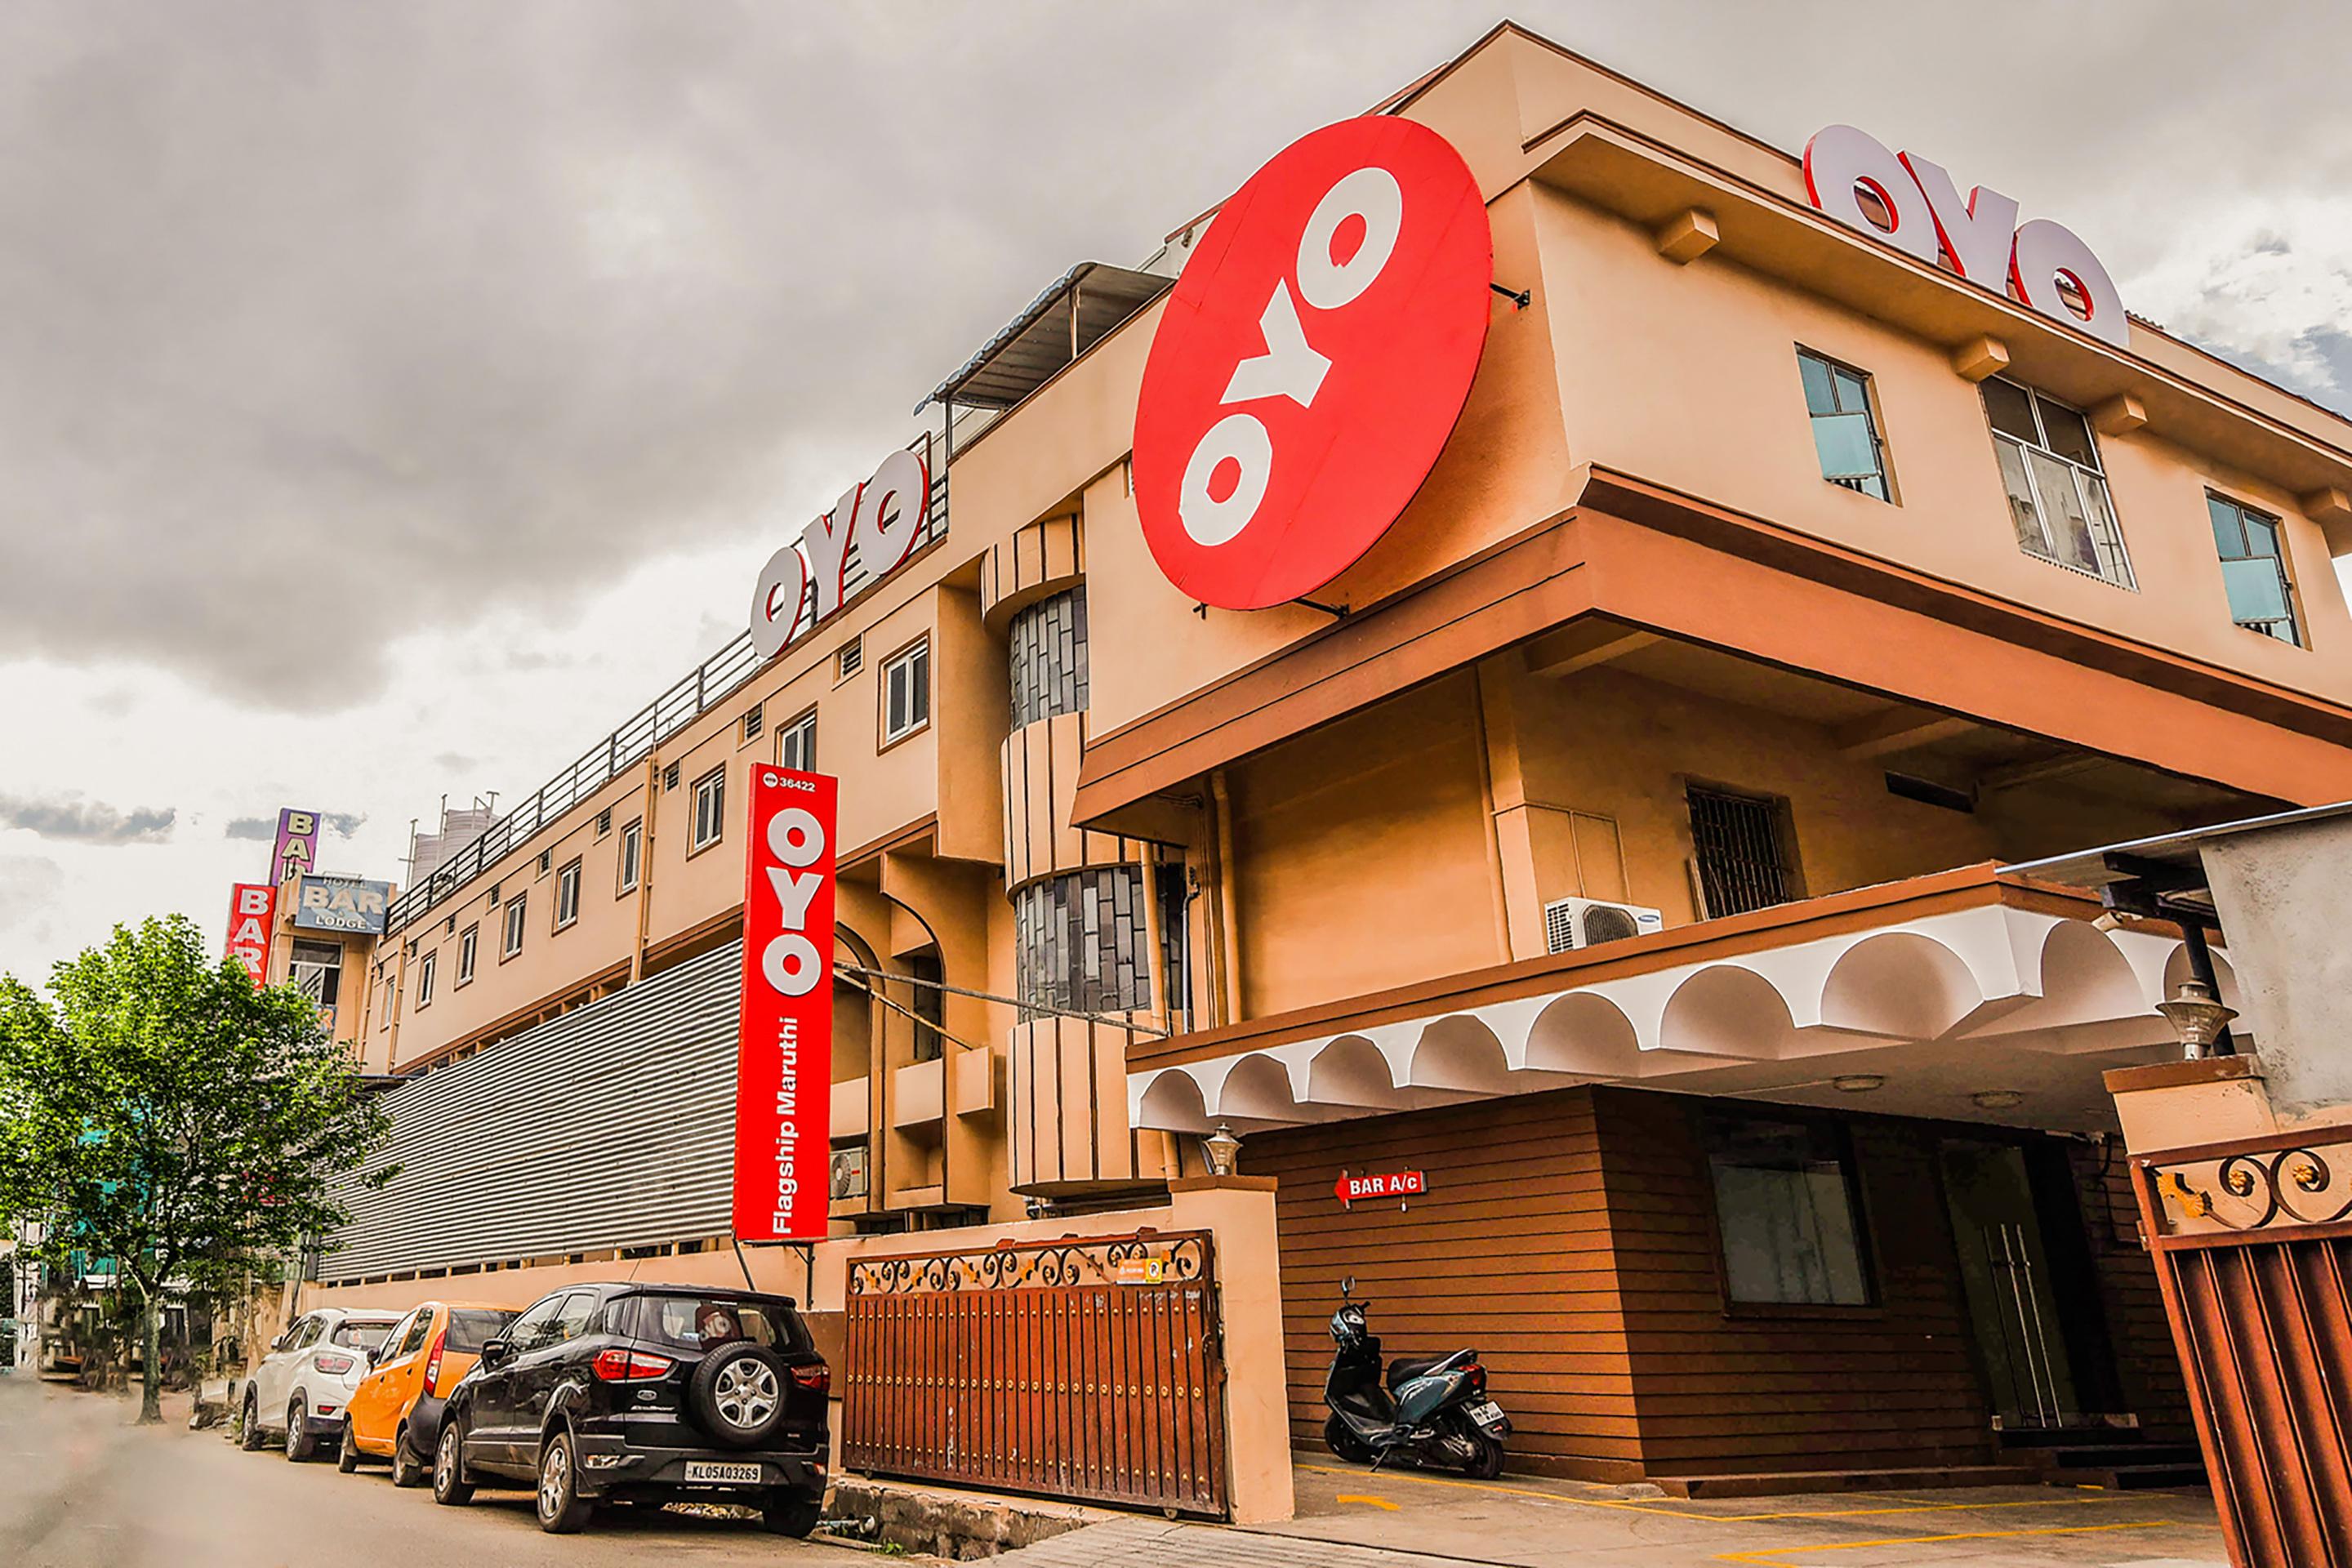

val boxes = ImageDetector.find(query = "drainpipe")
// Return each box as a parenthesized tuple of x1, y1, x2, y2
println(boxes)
(630, 755, 659, 984)
(1210, 769, 1244, 1028)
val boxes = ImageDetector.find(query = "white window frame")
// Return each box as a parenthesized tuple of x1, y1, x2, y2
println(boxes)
(690, 766, 728, 854)
(1984, 377, 2136, 590)
(881, 638, 931, 746)
(502, 893, 528, 960)
(457, 924, 478, 987)
(416, 951, 437, 1009)
(777, 710, 817, 773)
(617, 820, 642, 895)
(555, 858, 581, 930)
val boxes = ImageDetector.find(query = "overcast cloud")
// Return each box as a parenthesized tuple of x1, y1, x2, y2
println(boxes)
(2, 0, 2350, 978)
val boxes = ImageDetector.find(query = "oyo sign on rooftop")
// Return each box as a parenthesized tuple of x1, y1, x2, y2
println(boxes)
(1132, 116, 1493, 610)
(1803, 124, 2128, 350)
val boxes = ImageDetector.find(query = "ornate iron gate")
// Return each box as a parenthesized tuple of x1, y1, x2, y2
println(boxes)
(2136, 1129, 2352, 1567)
(842, 1230, 1229, 1518)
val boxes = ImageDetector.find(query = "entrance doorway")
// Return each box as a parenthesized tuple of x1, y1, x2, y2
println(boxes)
(1940, 1139, 2090, 1429)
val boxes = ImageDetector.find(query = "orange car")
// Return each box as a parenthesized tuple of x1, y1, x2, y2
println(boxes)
(336, 1300, 522, 1485)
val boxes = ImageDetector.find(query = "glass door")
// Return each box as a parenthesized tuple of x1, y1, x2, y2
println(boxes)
(1940, 1139, 2081, 1428)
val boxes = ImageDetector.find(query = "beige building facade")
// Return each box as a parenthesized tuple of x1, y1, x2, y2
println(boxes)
(319, 25, 2352, 1493)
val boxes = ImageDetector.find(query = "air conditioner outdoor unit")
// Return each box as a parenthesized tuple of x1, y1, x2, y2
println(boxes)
(1544, 897, 1664, 955)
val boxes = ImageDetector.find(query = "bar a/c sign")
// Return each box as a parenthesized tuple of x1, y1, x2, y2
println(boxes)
(223, 883, 278, 987)
(733, 766, 836, 1242)
(1336, 1169, 1427, 1208)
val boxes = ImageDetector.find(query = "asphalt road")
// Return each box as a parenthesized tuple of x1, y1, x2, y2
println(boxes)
(0, 1375, 866, 1568)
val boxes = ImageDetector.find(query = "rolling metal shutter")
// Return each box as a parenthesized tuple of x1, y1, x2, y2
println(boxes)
(324, 942, 742, 1281)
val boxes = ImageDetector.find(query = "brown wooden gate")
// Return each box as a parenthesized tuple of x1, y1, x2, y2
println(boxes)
(2136, 1127, 2352, 1567)
(841, 1230, 1229, 1518)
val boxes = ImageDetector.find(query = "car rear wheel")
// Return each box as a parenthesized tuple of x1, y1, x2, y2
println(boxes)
(238, 1390, 266, 1452)
(390, 1424, 426, 1488)
(535, 1430, 594, 1535)
(432, 1419, 474, 1507)
(283, 1396, 314, 1462)
(336, 1419, 362, 1473)
(763, 1494, 822, 1538)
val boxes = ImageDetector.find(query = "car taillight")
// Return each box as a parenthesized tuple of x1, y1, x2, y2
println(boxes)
(592, 1348, 675, 1382)
(314, 1352, 355, 1375)
(421, 1328, 448, 1396)
(788, 1364, 831, 1396)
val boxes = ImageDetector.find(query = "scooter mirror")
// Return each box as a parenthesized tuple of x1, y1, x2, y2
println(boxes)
(1340, 1275, 1355, 1298)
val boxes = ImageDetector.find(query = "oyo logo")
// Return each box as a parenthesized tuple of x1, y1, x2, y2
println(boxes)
(755, 773, 829, 1000)
(1804, 125, 2127, 350)
(1132, 116, 1491, 611)
(747, 445, 931, 660)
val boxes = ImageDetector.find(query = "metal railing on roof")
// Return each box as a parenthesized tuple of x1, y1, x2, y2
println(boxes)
(383, 452, 947, 938)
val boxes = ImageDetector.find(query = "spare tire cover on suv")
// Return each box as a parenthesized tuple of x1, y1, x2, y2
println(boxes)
(687, 1340, 789, 1448)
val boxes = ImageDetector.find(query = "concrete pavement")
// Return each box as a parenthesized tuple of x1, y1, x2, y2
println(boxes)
(0, 1375, 862, 1568)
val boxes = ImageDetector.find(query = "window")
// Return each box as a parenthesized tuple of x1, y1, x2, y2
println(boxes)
(392, 1310, 434, 1362)
(663, 760, 681, 791)
(742, 703, 764, 744)
(457, 924, 478, 986)
(595, 808, 612, 838)
(506, 1294, 570, 1352)
(1981, 377, 2135, 588)
(2207, 493, 2301, 645)
(555, 858, 581, 929)
(906, 951, 945, 1062)
(1702, 1113, 1873, 1307)
(415, 951, 437, 1009)
(1688, 784, 1796, 919)
(1013, 867, 1152, 1018)
(881, 638, 931, 745)
(1796, 350, 1890, 501)
(691, 765, 727, 852)
(1009, 588, 1090, 726)
(537, 849, 551, 877)
(617, 820, 643, 894)
(837, 637, 863, 680)
(502, 893, 528, 958)
(289, 939, 342, 1008)
(777, 710, 817, 773)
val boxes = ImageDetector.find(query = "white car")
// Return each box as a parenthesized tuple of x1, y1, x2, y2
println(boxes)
(240, 1306, 403, 1460)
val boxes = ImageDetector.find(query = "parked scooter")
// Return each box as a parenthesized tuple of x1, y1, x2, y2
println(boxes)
(1321, 1277, 1510, 1477)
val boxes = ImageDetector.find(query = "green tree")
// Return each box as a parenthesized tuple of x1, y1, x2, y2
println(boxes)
(0, 914, 394, 1423)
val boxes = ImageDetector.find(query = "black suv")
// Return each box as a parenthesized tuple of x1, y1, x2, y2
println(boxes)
(430, 1282, 829, 1535)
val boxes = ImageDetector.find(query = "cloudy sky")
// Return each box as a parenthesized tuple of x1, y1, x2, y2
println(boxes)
(2, 0, 2350, 982)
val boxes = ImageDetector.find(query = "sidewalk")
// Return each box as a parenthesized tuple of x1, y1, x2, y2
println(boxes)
(990, 1460, 2231, 1567)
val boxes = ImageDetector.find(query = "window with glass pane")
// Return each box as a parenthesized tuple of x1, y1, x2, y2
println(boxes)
(883, 639, 931, 744)
(503, 893, 527, 957)
(2207, 493, 2301, 645)
(457, 924, 478, 983)
(692, 767, 726, 849)
(290, 939, 342, 1007)
(1703, 1114, 1873, 1306)
(617, 821, 642, 893)
(415, 951, 436, 1008)
(1796, 350, 1890, 501)
(777, 710, 817, 772)
(555, 859, 581, 928)
(1980, 377, 2136, 588)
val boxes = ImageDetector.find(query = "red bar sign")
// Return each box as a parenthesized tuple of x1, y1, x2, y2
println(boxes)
(734, 765, 836, 1242)
(1336, 1169, 1427, 1205)
(224, 883, 278, 987)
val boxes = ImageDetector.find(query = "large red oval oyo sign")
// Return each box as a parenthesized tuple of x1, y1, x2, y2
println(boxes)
(1132, 117, 1491, 610)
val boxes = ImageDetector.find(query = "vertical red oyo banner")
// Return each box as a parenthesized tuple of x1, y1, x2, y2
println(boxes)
(734, 765, 836, 1242)
(224, 883, 278, 987)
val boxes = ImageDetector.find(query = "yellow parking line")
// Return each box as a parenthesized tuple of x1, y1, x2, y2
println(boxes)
(1713, 1519, 2167, 1565)
(1334, 1494, 1400, 1511)
(1296, 1463, 2182, 1525)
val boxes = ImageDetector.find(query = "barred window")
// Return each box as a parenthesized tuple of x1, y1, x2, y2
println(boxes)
(1009, 589, 1089, 728)
(1013, 867, 1151, 1019)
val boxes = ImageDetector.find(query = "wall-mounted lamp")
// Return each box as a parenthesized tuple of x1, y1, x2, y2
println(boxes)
(1971, 1089, 2025, 1111)
(1831, 1074, 1885, 1094)
(2156, 978, 2238, 1061)
(1203, 1122, 1241, 1178)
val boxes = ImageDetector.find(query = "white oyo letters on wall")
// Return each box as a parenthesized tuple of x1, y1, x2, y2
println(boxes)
(746, 447, 933, 658)
(1803, 124, 2130, 350)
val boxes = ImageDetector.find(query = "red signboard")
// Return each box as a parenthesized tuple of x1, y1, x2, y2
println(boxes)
(1132, 115, 1492, 610)
(224, 883, 278, 987)
(1336, 1169, 1427, 1205)
(733, 765, 837, 1243)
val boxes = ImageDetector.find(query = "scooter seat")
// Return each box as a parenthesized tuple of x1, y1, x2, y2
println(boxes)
(1387, 1354, 1449, 1388)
